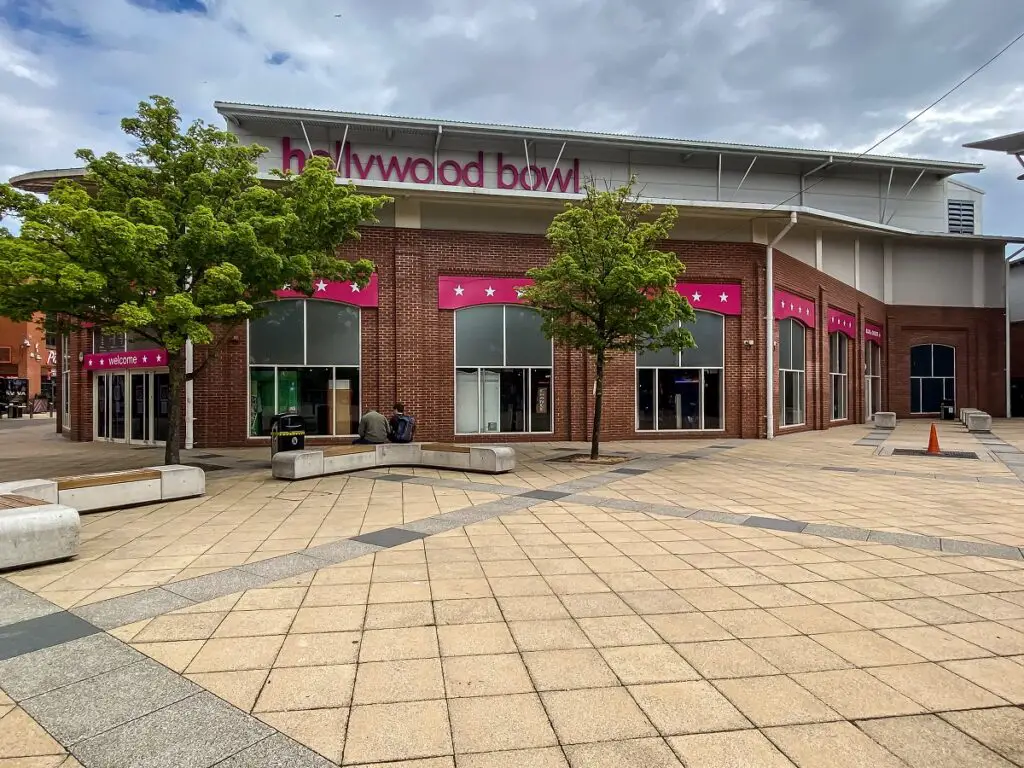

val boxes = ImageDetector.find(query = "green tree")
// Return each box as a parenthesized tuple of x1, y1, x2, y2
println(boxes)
(520, 179, 695, 459)
(0, 95, 387, 464)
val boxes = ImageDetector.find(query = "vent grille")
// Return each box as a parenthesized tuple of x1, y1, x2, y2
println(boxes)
(0, 347, 11, 364)
(892, 448, 979, 460)
(947, 199, 975, 234)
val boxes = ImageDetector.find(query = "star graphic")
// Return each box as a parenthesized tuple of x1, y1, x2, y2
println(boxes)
(142, 355, 148, 364)
(691, 291, 702, 302)
(515, 288, 525, 298)
(485, 286, 496, 297)
(315, 280, 328, 292)
(156, 354, 163, 363)
(281, 283, 291, 291)
(454, 285, 464, 297)
(719, 292, 728, 303)
(790, 303, 795, 311)
(99, 359, 105, 366)
(87, 359, 93, 367)
(779, 299, 785, 309)
(350, 283, 360, 292)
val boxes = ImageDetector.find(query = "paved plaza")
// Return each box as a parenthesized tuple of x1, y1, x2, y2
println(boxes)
(2, 419, 1024, 766)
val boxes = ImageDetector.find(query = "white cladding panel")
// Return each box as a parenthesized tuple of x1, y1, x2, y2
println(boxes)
(780, 229, 816, 267)
(985, 251, 1006, 308)
(1010, 266, 1024, 322)
(891, 244, 974, 306)
(858, 238, 885, 302)
(821, 233, 856, 286)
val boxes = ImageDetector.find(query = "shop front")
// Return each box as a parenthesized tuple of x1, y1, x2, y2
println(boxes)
(85, 347, 170, 445)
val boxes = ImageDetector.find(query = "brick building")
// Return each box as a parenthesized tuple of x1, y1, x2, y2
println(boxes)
(0, 314, 56, 403)
(10, 103, 1022, 447)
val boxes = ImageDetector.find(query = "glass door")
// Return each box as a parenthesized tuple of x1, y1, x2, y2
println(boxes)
(154, 373, 170, 443)
(110, 373, 126, 441)
(131, 373, 150, 442)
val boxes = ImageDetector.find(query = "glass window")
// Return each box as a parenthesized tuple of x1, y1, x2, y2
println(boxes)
(865, 341, 882, 418)
(247, 299, 362, 436)
(455, 306, 553, 434)
(780, 319, 806, 426)
(910, 343, 955, 414)
(61, 334, 71, 429)
(636, 310, 725, 431)
(830, 332, 848, 421)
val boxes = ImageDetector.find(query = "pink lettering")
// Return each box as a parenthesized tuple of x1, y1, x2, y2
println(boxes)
(282, 136, 306, 174)
(463, 152, 484, 188)
(438, 159, 461, 185)
(411, 158, 434, 183)
(375, 155, 415, 183)
(538, 159, 580, 193)
(497, 153, 519, 190)
(351, 152, 375, 179)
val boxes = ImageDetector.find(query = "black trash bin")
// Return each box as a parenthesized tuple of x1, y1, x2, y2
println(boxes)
(940, 399, 955, 421)
(270, 412, 305, 457)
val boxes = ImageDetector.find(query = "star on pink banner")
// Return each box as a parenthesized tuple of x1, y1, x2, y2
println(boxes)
(865, 322, 884, 344)
(676, 283, 742, 316)
(828, 307, 856, 338)
(274, 274, 379, 307)
(83, 348, 167, 371)
(774, 289, 816, 328)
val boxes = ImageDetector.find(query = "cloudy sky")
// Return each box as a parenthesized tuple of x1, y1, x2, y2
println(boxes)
(2, 0, 1022, 242)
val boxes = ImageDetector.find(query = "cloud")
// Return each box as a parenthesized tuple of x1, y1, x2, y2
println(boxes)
(1, 0, 1022, 238)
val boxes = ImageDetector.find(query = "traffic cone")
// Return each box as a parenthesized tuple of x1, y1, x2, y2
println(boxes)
(926, 423, 941, 455)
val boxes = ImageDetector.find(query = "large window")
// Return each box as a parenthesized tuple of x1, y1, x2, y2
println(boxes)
(910, 343, 955, 414)
(455, 305, 552, 434)
(865, 341, 882, 418)
(637, 310, 724, 431)
(248, 300, 361, 437)
(830, 332, 848, 421)
(779, 318, 806, 427)
(92, 330, 152, 353)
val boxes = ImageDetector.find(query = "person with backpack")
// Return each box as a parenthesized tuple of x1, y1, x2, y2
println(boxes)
(390, 403, 416, 443)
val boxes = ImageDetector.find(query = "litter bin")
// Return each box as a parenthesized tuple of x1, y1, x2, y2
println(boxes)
(940, 399, 955, 421)
(270, 412, 305, 457)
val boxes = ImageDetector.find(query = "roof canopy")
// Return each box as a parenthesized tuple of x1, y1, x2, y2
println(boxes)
(964, 131, 1024, 155)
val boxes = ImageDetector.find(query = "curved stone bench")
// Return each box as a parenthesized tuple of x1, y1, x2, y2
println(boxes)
(272, 442, 516, 480)
(0, 494, 80, 570)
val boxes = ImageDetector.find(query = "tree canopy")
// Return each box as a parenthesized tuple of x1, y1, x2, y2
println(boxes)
(0, 95, 387, 462)
(520, 179, 694, 458)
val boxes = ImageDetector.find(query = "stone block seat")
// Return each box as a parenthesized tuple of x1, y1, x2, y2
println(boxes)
(873, 412, 897, 429)
(963, 410, 992, 433)
(272, 442, 516, 480)
(0, 492, 80, 570)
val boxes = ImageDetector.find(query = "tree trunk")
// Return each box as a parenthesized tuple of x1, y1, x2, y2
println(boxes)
(163, 349, 185, 465)
(590, 348, 605, 460)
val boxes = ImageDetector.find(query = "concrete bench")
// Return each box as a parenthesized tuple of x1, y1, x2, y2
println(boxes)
(964, 411, 992, 433)
(0, 493, 80, 570)
(872, 412, 896, 429)
(272, 442, 516, 480)
(0, 466, 206, 514)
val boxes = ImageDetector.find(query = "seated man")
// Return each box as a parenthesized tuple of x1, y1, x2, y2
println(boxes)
(353, 407, 391, 444)
(389, 402, 416, 443)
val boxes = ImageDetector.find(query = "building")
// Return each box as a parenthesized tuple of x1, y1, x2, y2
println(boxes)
(0, 314, 56, 405)
(10, 103, 1023, 447)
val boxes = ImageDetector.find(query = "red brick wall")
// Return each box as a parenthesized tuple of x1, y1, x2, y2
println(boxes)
(62, 227, 1011, 446)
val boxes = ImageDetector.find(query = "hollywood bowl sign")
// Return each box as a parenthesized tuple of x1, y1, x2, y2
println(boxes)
(280, 138, 581, 193)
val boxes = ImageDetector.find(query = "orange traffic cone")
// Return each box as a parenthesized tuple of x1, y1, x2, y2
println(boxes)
(926, 423, 941, 455)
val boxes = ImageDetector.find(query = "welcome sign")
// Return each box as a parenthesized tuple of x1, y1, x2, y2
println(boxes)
(281, 138, 582, 193)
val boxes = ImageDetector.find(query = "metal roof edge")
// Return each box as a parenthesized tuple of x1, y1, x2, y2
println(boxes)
(213, 101, 984, 175)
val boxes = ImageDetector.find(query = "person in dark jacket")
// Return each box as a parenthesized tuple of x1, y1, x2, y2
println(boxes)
(354, 407, 391, 444)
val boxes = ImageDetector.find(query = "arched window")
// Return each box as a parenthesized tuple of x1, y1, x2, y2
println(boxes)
(455, 305, 552, 434)
(910, 343, 955, 414)
(829, 331, 848, 421)
(637, 310, 724, 431)
(779, 318, 805, 427)
(248, 299, 361, 437)
(865, 341, 882, 418)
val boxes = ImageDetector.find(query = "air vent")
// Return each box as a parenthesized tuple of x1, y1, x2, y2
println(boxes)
(947, 199, 975, 234)
(0, 347, 11, 364)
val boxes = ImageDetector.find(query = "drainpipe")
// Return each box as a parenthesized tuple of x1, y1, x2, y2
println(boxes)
(765, 212, 798, 439)
(185, 339, 194, 449)
(1007, 246, 1024, 418)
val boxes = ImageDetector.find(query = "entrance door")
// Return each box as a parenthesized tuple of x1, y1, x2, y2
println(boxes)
(131, 373, 150, 442)
(100, 372, 127, 441)
(96, 371, 166, 444)
(154, 373, 170, 442)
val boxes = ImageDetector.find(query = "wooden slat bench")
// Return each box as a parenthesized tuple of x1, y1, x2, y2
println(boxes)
(0, 494, 48, 510)
(273, 442, 515, 480)
(55, 468, 163, 491)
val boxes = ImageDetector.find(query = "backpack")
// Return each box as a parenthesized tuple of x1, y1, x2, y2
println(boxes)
(393, 414, 416, 443)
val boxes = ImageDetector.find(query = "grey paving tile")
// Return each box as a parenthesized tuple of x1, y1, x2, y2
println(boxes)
(691, 510, 749, 525)
(520, 489, 571, 501)
(940, 539, 1024, 560)
(801, 523, 871, 542)
(237, 553, 323, 581)
(0, 610, 98, 662)
(867, 531, 941, 551)
(0, 632, 142, 701)
(744, 515, 808, 533)
(0, 580, 61, 628)
(823, 466, 860, 473)
(73, 587, 196, 630)
(214, 733, 337, 767)
(72, 692, 271, 768)
(611, 467, 650, 476)
(351, 526, 428, 548)
(403, 516, 467, 535)
(649, 504, 698, 519)
(373, 473, 417, 483)
(23, 659, 199, 744)
(163, 569, 269, 603)
(461, 482, 526, 495)
(304, 538, 382, 564)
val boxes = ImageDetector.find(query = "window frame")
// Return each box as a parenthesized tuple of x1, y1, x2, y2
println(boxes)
(909, 343, 956, 415)
(829, 331, 848, 422)
(779, 318, 806, 428)
(453, 305, 554, 436)
(865, 340, 882, 419)
(246, 299, 363, 438)
(634, 310, 726, 432)
(60, 333, 71, 430)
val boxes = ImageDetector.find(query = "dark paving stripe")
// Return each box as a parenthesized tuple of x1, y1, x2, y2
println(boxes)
(372, 473, 418, 483)
(350, 526, 428, 548)
(822, 466, 860, 473)
(610, 467, 650, 476)
(742, 515, 808, 533)
(519, 489, 571, 501)
(0, 611, 99, 661)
